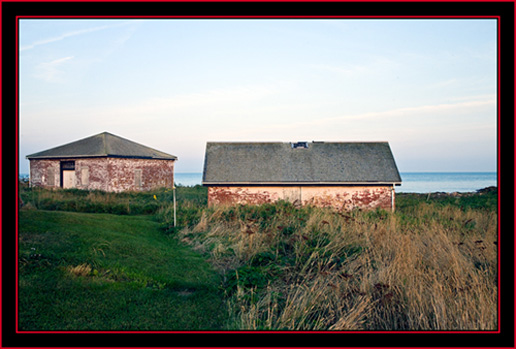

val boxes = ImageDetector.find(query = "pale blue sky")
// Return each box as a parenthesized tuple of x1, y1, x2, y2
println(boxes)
(19, 19, 497, 173)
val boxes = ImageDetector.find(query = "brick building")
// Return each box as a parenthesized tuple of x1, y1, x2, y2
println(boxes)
(202, 141, 402, 211)
(26, 132, 177, 192)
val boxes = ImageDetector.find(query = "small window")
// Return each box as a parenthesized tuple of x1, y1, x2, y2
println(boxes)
(291, 141, 308, 149)
(81, 167, 89, 186)
(135, 169, 142, 188)
(61, 161, 75, 170)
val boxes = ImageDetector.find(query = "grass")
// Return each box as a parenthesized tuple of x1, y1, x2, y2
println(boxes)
(175, 191, 498, 331)
(18, 209, 225, 331)
(19, 183, 207, 216)
(18, 183, 498, 331)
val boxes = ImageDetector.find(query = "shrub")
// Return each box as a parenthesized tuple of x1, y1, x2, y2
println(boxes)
(19, 185, 209, 219)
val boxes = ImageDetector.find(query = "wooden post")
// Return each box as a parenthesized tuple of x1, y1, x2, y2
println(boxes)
(173, 186, 177, 227)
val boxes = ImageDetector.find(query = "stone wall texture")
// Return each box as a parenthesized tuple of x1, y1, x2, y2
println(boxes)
(29, 157, 175, 192)
(207, 185, 395, 211)
(29, 159, 60, 188)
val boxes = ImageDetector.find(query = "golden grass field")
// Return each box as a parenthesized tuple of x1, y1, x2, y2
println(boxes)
(178, 199, 497, 331)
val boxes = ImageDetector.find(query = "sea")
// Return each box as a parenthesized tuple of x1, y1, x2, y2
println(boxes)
(19, 172, 497, 193)
(172, 172, 497, 193)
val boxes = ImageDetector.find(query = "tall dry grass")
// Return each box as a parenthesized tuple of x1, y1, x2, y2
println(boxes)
(178, 200, 498, 331)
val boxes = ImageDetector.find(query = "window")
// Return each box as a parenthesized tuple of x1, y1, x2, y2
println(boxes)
(291, 141, 309, 149)
(61, 161, 75, 170)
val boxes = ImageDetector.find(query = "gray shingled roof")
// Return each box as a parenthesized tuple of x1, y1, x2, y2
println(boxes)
(203, 142, 401, 185)
(26, 132, 177, 160)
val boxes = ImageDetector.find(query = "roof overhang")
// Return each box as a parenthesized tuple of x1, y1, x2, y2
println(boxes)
(203, 181, 402, 186)
(27, 154, 177, 161)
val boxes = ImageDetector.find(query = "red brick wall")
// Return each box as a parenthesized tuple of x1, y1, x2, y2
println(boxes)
(107, 158, 175, 192)
(207, 185, 395, 211)
(29, 157, 175, 192)
(76, 158, 109, 190)
(29, 159, 60, 188)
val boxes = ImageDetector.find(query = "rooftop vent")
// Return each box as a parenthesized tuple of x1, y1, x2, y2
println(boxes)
(291, 141, 309, 149)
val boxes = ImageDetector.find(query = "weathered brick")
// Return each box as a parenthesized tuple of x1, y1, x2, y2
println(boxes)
(208, 185, 395, 211)
(29, 157, 175, 192)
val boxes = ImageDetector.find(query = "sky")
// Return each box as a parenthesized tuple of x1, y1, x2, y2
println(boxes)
(18, 18, 498, 174)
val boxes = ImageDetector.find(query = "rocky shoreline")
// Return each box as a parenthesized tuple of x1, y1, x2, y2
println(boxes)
(399, 186, 497, 198)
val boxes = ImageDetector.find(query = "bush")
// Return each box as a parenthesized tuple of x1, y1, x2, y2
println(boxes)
(19, 185, 209, 219)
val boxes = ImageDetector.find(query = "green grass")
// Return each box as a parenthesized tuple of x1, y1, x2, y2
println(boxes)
(18, 209, 225, 331)
(18, 184, 497, 331)
(19, 184, 207, 216)
(396, 187, 498, 212)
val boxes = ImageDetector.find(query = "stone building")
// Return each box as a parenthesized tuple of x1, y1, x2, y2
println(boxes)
(26, 132, 177, 192)
(202, 141, 402, 211)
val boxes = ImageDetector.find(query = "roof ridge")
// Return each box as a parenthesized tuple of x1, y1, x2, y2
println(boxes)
(26, 132, 177, 160)
(101, 132, 109, 155)
(206, 141, 390, 144)
(203, 141, 401, 184)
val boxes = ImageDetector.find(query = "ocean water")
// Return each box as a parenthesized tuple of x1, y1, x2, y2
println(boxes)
(174, 172, 497, 193)
(396, 172, 497, 193)
(19, 172, 497, 193)
(174, 173, 204, 187)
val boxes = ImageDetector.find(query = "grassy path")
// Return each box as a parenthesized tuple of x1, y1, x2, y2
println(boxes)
(18, 209, 226, 331)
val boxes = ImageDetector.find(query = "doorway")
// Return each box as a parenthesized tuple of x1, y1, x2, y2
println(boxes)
(60, 161, 76, 188)
(62, 170, 76, 188)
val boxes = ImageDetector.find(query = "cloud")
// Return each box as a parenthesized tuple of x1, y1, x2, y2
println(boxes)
(19, 21, 136, 51)
(307, 57, 401, 77)
(215, 95, 496, 142)
(266, 97, 496, 130)
(93, 83, 285, 120)
(34, 56, 74, 83)
(427, 79, 458, 89)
